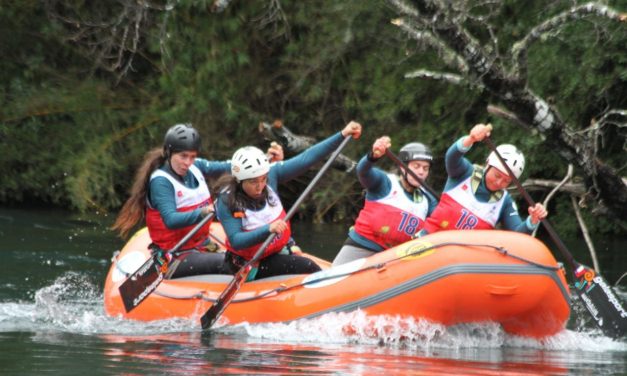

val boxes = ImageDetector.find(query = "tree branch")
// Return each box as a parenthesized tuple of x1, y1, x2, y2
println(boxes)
(405, 69, 483, 91)
(533, 164, 574, 237)
(258, 120, 357, 172)
(511, 2, 627, 81)
(487, 104, 532, 130)
(392, 17, 468, 73)
(572, 195, 600, 272)
(522, 178, 586, 196)
(387, 0, 627, 220)
(44, 0, 166, 82)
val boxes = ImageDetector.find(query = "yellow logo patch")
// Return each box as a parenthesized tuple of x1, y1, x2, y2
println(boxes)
(396, 240, 435, 260)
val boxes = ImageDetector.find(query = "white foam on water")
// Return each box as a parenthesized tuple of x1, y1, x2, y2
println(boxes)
(2, 271, 625, 354)
(0, 271, 196, 335)
(234, 310, 626, 352)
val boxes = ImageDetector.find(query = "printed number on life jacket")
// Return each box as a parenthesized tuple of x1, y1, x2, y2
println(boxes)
(455, 209, 479, 229)
(398, 212, 420, 236)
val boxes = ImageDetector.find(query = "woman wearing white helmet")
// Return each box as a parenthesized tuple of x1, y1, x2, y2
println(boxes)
(421, 123, 547, 235)
(112, 124, 283, 278)
(332, 136, 439, 266)
(215, 121, 362, 280)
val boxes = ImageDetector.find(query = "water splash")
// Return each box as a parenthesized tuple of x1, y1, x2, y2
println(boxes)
(235, 310, 626, 352)
(1, 272, 625, 354)
(0, 271, 194, 335)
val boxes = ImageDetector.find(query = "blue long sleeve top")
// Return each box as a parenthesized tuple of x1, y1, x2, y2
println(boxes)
(443, 137, 537, 232)
(217, 132, 346, 250)
(348, 155, 439, 251)
(148, 159, 231, 229)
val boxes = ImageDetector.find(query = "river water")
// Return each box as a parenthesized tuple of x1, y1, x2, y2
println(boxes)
(1, 207, 625, 375)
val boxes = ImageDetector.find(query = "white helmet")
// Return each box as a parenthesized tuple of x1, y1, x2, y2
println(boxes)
(231, 146, 270, 181)
(486, 144, 525, 179)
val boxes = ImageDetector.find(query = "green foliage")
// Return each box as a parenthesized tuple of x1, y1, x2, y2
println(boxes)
(0, 0, 625, 237)
(544, 194, 625, 241)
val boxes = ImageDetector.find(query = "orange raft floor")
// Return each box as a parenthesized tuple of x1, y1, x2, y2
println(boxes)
(104, 227, 571, 338)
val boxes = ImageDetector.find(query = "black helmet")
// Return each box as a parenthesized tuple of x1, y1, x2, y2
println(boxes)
(163, 124, 201, 155)
(398, 142, 433, 163)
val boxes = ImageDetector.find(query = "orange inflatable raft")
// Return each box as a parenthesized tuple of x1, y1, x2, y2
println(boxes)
(104, 228, 571, 338)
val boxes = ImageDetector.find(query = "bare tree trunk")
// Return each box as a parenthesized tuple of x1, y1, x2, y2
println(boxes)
(257, 120, 361, 222)
(388, 0, 627, 221)
(523, 179, 585, 196)
(258, 120, 357, 172)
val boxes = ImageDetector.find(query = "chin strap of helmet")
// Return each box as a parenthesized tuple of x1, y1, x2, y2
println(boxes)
(385, 149, 440, 200)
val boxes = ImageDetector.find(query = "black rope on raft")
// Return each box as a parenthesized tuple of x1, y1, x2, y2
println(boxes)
(153, 241, 560, 303)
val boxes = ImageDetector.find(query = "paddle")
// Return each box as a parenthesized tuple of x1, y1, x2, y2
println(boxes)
(385, 149, 440, 200)
(484, 135, 627, 338)
(119, 211, 216, 313)
(200, 135, 353, 330)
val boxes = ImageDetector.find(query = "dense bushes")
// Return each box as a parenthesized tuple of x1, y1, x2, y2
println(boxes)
(1, 1, 624, 237)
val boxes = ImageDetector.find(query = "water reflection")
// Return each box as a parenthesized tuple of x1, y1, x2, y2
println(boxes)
(90, 331, 575, 375)
(1, 208, 626, 375)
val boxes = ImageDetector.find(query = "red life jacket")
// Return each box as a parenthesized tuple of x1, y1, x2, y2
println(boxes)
(226, 187, 291, 260)
(423, 167, 506, 233)
(146, 165, 212, 250)
(353, 174, 430, 249)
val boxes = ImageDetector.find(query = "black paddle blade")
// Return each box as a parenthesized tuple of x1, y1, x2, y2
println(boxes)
(118, 254, 165, 313)
(200, 269, 248, 330)
(574, 265, 627, 339)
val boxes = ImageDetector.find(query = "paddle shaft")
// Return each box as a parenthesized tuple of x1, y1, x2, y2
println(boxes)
(384, 149, 440, 200)
(482, 136, 578, 273)
(484, 133, 626, 339)
(201, 135, 353, 329)
(251, 136, 353, 260)
(118, 210, 215, 312)
(168, 211, 216, 254)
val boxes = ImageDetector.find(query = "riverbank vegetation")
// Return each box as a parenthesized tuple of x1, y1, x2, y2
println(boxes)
(1, 1, 625, 239)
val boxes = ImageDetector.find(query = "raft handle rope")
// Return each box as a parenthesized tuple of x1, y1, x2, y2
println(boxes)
(152, 241, 560, 302)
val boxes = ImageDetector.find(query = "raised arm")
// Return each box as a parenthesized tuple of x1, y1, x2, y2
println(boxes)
(444, 123, 492, 185)
(273, 121, 362, 184)
(357, 136, 392, 199)
(194, 159, 231, 179)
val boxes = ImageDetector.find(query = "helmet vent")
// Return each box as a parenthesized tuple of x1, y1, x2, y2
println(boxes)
(231, 146, 271, 180)
(163, 124, 201, 153)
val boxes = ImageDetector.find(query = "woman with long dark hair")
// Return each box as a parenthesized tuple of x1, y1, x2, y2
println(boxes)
(112, 124, 282, 278)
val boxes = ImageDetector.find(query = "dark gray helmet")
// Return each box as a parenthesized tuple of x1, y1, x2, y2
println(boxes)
(163, 124, 201, 155)
(398, 142, 433, 163)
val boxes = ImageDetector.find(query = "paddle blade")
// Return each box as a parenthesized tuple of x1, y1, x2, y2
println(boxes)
(200, 267, 249, 330)
(118, 254, 165, 313)
(574, 266, 627, 339)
